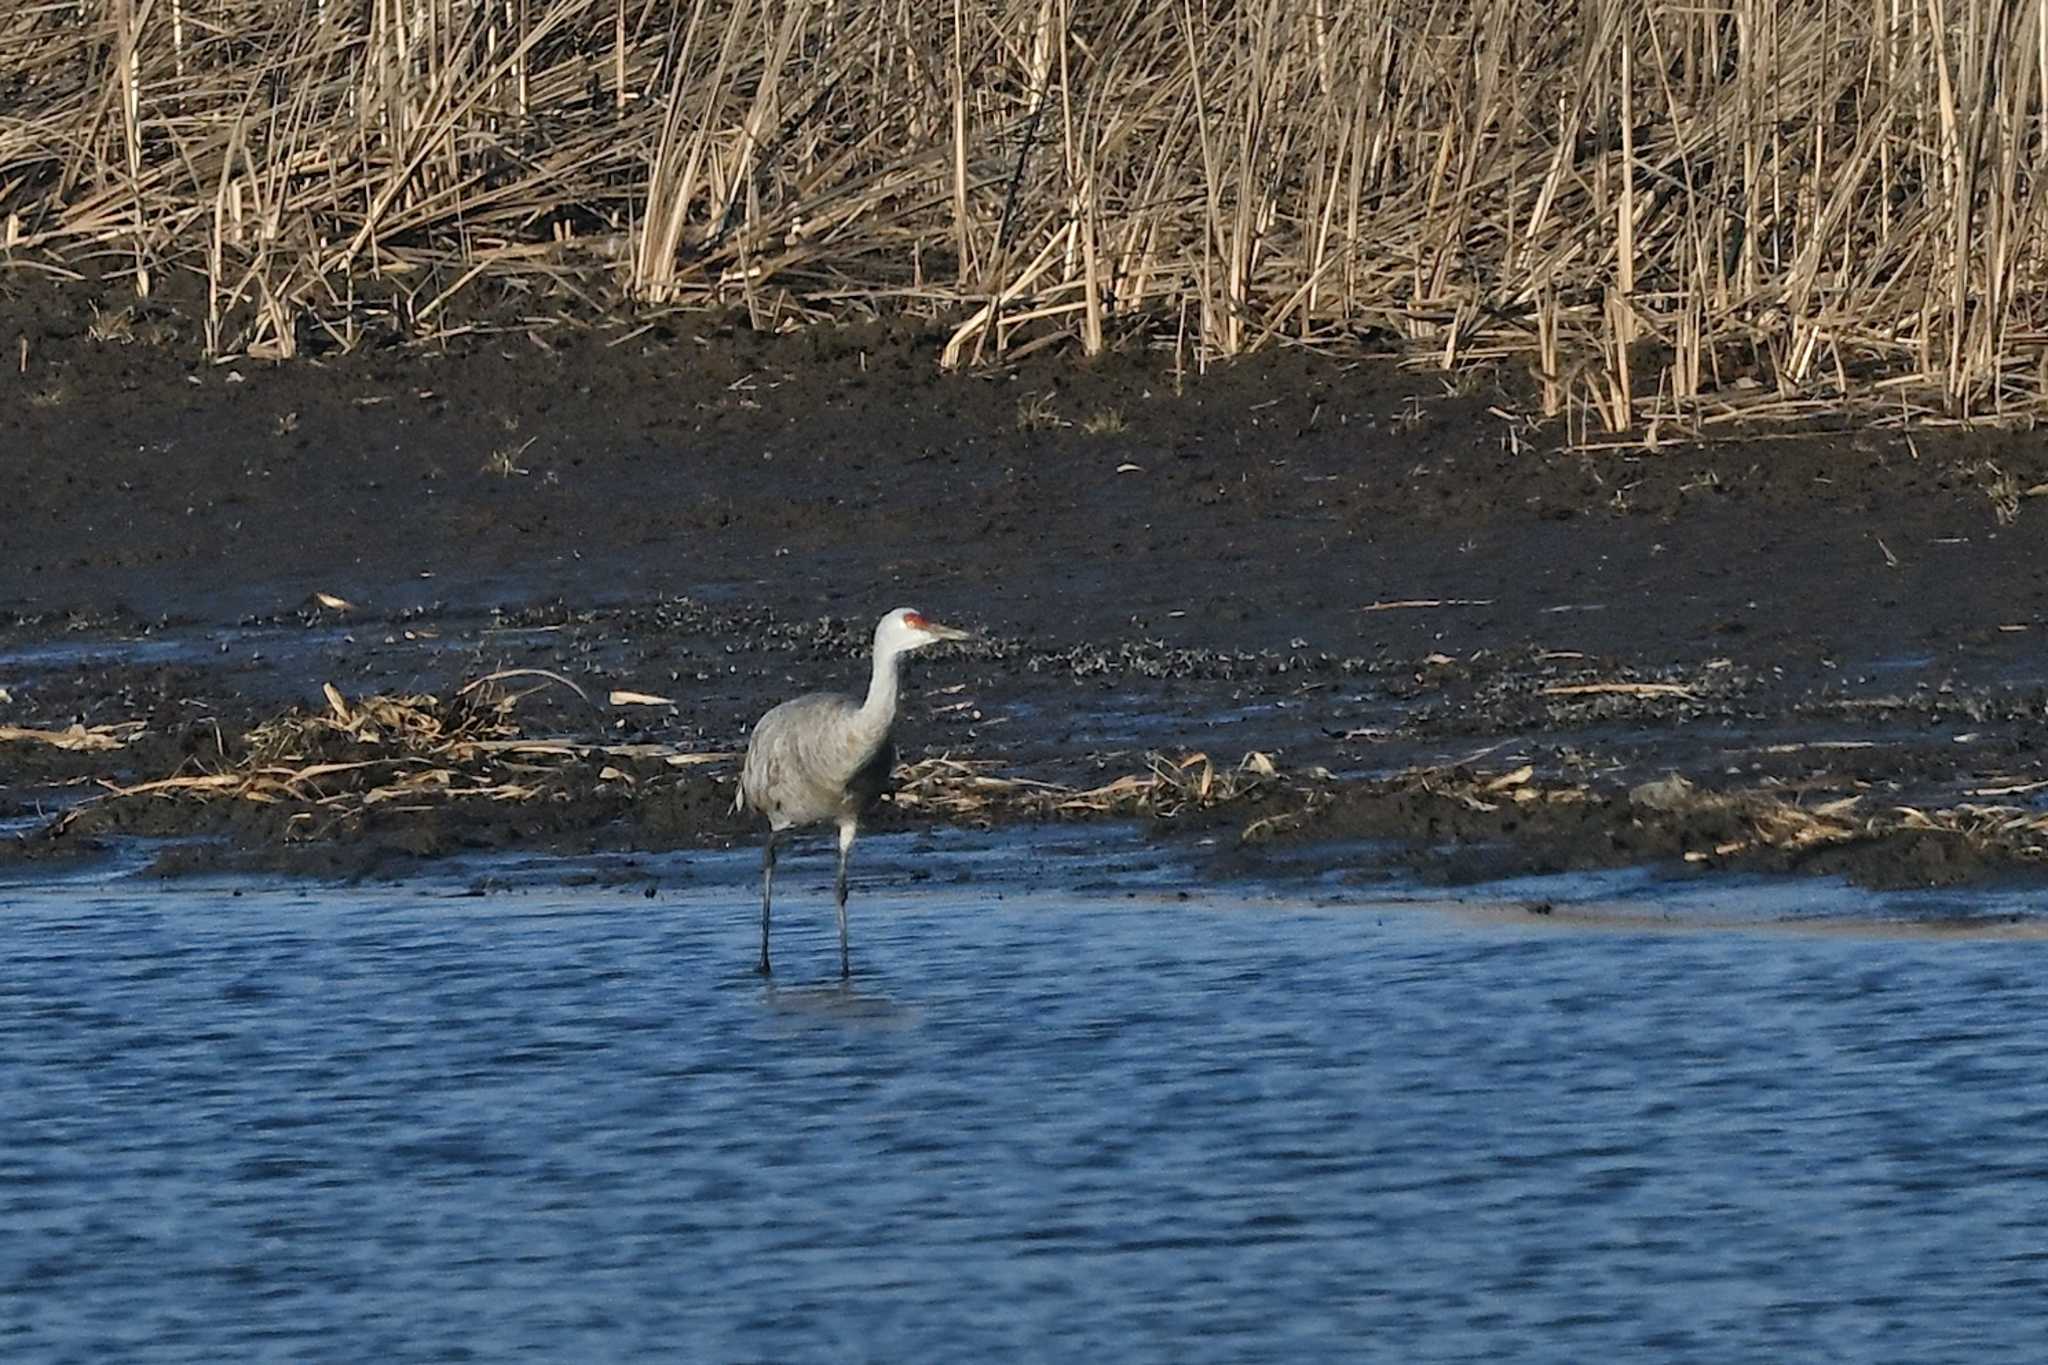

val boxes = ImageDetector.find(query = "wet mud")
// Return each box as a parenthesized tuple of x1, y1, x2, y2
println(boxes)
(7, 270, 2048, 888)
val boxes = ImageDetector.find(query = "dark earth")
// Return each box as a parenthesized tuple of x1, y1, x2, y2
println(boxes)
(8, 268, 2048, 888)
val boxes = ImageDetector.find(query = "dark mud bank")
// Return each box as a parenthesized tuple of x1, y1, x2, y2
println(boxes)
(7, 275, 2048, 888)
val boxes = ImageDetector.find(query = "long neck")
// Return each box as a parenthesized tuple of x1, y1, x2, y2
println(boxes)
(857, 641, 903, 735)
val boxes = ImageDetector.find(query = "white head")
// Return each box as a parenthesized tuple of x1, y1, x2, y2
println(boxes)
(874, 606, 970, 658)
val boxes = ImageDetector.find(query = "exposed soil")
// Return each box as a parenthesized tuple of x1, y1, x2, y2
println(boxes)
(7, 268, 2048, 889)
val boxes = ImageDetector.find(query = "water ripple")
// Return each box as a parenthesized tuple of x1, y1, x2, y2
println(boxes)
(4, 876, 2048, 1362)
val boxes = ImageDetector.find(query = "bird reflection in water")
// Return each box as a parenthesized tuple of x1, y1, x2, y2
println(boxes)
(760, 977, 922, 1030)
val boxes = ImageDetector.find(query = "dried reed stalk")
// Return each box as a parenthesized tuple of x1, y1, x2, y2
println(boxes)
(0, 721, 143, 752)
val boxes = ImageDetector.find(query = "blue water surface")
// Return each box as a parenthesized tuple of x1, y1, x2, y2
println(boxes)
(5, 847, 2048, 1363)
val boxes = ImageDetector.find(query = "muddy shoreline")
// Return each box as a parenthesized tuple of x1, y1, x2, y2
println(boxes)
(7, 273, 2048, 888)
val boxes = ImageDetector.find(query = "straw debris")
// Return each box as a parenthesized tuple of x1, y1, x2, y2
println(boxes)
(1380, 763, 2048, 872)
(0, 722, 143, 752)
(893, 750, 1305, 828)
(45, 675, 699, 840)
(29, 684, 2048, 884)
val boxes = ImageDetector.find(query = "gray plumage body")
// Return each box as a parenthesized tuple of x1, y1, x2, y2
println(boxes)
(736, 692, 896, 831)
(736, 608, 968, 978)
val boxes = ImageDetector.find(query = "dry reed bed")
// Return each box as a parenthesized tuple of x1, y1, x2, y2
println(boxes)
(8, 1, 2048, 425)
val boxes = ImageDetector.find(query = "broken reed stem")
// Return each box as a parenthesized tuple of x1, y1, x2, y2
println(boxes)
(8, 1, 2048, 419)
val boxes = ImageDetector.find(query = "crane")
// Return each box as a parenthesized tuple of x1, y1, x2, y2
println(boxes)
(736, 607, 971, 978)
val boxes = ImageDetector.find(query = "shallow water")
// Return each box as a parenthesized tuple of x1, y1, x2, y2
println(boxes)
(6, 847, 2048, 1363)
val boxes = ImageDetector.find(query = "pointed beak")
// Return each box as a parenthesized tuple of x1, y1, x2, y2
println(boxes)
(922, 621, 972, 643)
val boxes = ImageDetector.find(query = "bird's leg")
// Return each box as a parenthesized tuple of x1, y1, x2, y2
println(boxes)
(758, 829, 779, 977)
(835, 819, 856, 980)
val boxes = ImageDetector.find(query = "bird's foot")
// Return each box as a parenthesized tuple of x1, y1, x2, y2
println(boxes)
(756, 957, 773, 978)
